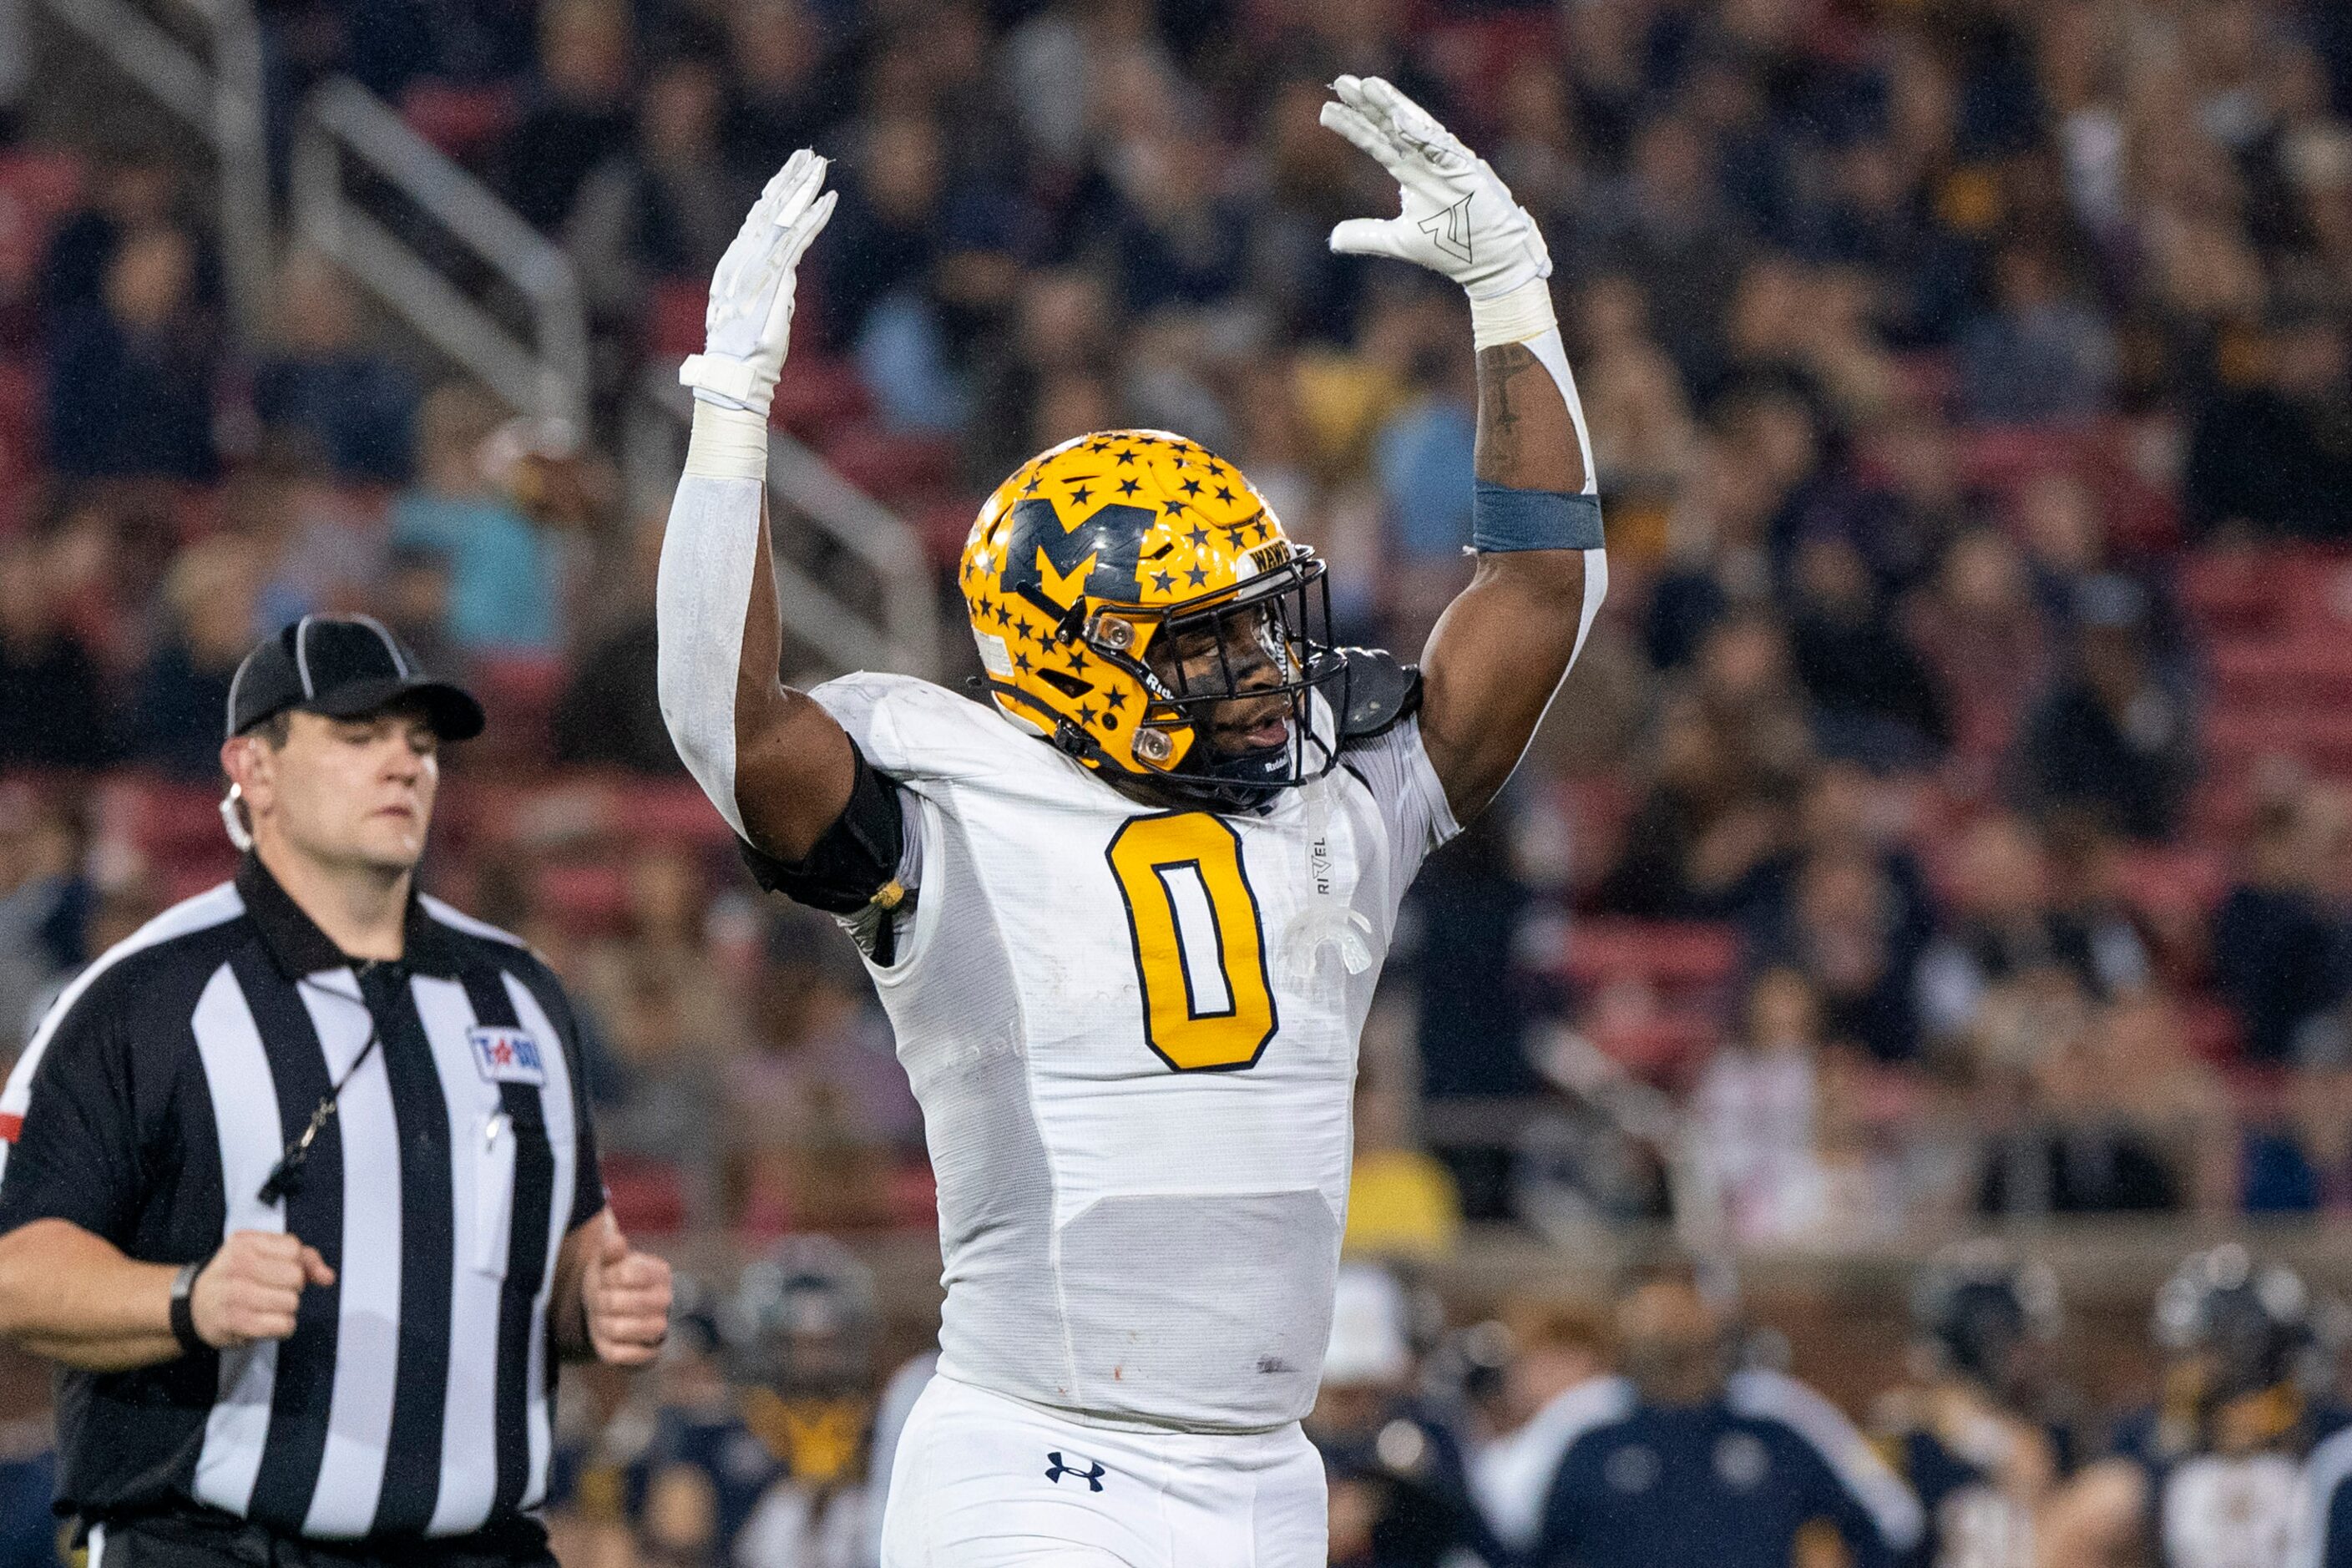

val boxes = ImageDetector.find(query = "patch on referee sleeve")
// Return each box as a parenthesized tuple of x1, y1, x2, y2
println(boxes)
(468, 1027, 547, 1085)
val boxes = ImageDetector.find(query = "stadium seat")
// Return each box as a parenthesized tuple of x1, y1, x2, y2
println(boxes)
(469, 654, 567, 771)
(1560, 919, 1743, 996)
(649, 280, 708, 360)
(821, 423, 958, 504)
(767, 354, 871, 438)
(2113, 845, 2230, 921)
(531, 860, 630, 934)
(599, 1155, 688, 1237)
(397, 83, 518, 162)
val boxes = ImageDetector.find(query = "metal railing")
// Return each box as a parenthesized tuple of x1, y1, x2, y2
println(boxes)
(629, 372, 940, 679)
(291, 77, 587, 428)
(32, 0, 936, 677)
(34, 0, 273, 335)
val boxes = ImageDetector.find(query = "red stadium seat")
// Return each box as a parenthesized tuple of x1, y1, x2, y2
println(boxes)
(398, 83, 518, 162)
(1560, 919, 1742, 995)
(2114, 846, 2230, 920)
(821, 423, 957, 504)
(599, 1155, 688, 1237)
(1586, 1011, 1717, 1080)
(768, 354, 871, 439)
(649, 280, 708, 360)
(531, 861, 630, 934)
(470, 654, 567, 771)
(0, 149, 82, 301)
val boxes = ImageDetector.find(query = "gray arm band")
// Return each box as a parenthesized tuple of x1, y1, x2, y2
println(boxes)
(1472, 483, 1606, 553)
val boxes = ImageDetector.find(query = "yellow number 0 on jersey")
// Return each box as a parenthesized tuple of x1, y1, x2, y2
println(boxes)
(1105, 812, 1278, 1072)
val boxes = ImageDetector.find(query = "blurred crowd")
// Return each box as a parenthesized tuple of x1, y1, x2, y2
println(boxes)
(10, 0, 2352, 1368)
(534, 1238, 2352, 1568)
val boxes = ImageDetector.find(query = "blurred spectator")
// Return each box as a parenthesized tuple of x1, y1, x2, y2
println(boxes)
(2016, 576, 2193, 841)
(124, 534, 259, 777)
(0, 784, 89, 1055)
(1601, 616, 1813, 919)
(231, 443, 387, 633)
(1343, 1067, 1461, 1261)
(1689, 969, 1832, 1243)
(553, 512, 680, 774)
(250, 250, 418, 486)
(1312, 1266, 1499, 1568)
(378, 543, 461, 683)
(591, 953, 722, 1225)
(1955, 245, 2116, 423)
(495, 0, 634, 234)
(726, 915, 918, 1233)
(568, 54, 744, 327)
(2184, 306, 2352, 539)
(1108, 129, 1251, 316)
(0, 0, 20, 144)
(2212, 786, 2352, 1065)
(1758, 847, 1919, 1065)
(0, 540, 111, 769)
(1979, 994, 2229, 1216)
(390, 382, 561, 654)
(1783, 533, 1950, 766)
(1579, 114, 1748, 388)
(1917, 814, 2148, 1051)
(721, 1, 845, 185)
(38, 144, 220, 317)
(46, 224, 219, 481)
(1904, 529, 2051, 767)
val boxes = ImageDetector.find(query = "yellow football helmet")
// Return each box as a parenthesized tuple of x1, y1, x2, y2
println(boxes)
(959, 428, 1348, 803)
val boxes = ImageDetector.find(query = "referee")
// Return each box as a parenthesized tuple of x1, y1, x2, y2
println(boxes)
(0, 615, 673, 1563)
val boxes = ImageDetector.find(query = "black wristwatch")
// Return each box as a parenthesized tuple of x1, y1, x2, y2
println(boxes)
(169, 1257, 209, 1357)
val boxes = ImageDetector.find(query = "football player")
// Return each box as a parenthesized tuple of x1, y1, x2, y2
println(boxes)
(1873, 1245, 2068, 1568)
(2041, 1245, 2348, 1568)
(655, 76, 1606, 1567)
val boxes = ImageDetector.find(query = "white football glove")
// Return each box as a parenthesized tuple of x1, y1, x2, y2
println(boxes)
(680, 149, 837, 417)
(1319, 75, 1550, 301)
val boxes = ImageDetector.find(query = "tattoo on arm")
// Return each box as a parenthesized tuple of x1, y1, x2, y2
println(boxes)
(1473, 341, 1582, 493)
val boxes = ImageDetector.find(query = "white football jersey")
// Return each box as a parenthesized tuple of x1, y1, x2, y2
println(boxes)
(810, 671, 1459, 1434)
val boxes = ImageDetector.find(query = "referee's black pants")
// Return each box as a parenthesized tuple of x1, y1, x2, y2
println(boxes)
(89, 1509, 556, 1568)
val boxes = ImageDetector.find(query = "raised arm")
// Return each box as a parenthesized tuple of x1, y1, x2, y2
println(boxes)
(1322, 78, 1607, 822)
(657, 151, 856, 862)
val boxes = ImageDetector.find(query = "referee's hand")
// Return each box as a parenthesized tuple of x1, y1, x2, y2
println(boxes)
(582, 1212, 672, 1366)
(192, 1231, 336, 1348)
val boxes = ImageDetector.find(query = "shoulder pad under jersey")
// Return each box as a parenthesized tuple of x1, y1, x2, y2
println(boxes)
(1338, 647, 1423, 743)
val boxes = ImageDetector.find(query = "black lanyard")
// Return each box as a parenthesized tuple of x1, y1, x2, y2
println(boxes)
(256, 960, 399, 1206)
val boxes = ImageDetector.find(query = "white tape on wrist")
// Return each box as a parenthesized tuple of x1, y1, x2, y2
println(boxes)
(679, 352, 766, 408)
(684, 400, 770, 482)
(1469, 278, 1559, 350)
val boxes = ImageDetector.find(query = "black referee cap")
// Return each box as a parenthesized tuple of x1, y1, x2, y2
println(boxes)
(226, 615, 485, 742)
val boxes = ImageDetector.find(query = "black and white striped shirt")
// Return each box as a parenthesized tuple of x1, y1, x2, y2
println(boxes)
(0, 855, 604, 1540)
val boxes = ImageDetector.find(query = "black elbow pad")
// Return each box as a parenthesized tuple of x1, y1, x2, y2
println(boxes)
(738, 739, 910, 961)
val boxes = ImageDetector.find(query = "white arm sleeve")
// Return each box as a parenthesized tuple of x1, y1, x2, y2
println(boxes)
(655, 404, 774, 842)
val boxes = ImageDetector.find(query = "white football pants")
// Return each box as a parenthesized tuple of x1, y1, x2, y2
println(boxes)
(878, 1373, 1328, 1567)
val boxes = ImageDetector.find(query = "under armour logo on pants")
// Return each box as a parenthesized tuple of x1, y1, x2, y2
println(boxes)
(1045, 1450, 1107, 1491)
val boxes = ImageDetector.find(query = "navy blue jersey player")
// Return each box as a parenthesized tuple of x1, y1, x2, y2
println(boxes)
(2043, 1246, 2348, 1568)
(1874, 1246, 2071, 1568)
(1529, 1268, 1922, 1568)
